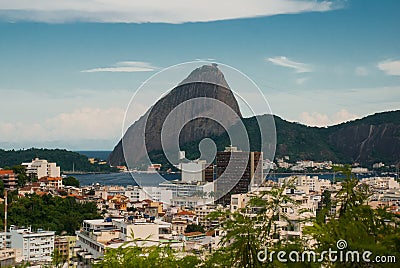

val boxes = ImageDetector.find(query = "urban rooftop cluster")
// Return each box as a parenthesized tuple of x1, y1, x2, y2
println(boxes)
(0, 147, 399, 267)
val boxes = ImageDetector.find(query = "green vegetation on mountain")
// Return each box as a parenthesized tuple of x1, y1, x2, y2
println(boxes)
(0, 193, 101, 235)
(0, 148, 118, 172)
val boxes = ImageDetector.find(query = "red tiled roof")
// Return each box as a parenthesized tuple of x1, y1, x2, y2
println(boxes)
(183, 231, 203, 237)
(47, 177, 62, 181)
(0, 170, 14, 175)
(177, 210, 195, 216)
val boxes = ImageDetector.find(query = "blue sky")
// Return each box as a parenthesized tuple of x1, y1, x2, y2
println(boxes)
(0, 0, 399, 150)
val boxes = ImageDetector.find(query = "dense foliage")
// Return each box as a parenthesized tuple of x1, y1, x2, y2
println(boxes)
(185, 224, 205, 233)
(0, 148, 118, 172)
(305, 167, 400, 267)
(94, 245, 201, 268)
(62, 176, 80, 187)
(0, 194, 101, 235)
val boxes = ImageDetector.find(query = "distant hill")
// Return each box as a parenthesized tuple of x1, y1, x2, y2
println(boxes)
(0, 148, 118, 172)
(322, 110, 400, 164)
(273, 110, 400, 165)
(76, 151, 112, 161)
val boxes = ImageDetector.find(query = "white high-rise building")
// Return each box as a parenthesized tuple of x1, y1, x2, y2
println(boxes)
(0, 226, 55, 264)
(22, 158, 60, 179)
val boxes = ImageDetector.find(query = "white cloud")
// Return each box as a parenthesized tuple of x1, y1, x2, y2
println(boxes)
(81, 61, 157, 73)
(355, 66, 368, 76)
(0, 107, 125, 143)
(299, 109, 359, 127)
(267, 56, 312, 73)
(0, 86, 150, 149)
(0, 0, 338, 23)
(377, 59, 400, 76)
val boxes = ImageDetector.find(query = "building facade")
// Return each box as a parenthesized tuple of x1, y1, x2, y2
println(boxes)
(22, 158, 60, 179)
(1, 226, 55, 264)
(215, 146, 263, 206)
(0, 170, 18, 190)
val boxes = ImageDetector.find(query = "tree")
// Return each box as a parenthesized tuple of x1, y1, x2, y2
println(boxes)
(94, 244, 201, 268)
(316, 190, 331, 224)
(304, 166, 400, 267)
(0, 180, 4, 198)
(62, 176, 80, 187)
(206, 179, 307, 268)
(0, 194, 101, 235)
(3, 165, 29, 187)
(185, 224, 205, 233)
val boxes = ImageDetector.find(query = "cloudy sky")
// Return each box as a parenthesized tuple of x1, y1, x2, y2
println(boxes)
(0, 0, 399, 150)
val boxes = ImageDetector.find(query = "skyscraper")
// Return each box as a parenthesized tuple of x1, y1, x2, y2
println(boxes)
(215, 146, 263, 206)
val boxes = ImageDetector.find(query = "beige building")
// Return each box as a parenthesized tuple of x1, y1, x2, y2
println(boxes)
(360, 177, 400, 190)
(279, 175, 331, 194)
(54, 236, 68, 264)
(195, 204, 223, 230)
(171, 220, 188, 235)
(0, 249, 16, 267)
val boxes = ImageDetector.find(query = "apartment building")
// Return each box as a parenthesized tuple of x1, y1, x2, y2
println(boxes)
(195, 204, 223, 230)
(0, 170, 18, 190)
(75, 217, 175, 261)
(22, 158, 60, 179)
(278, 175, 331, 194)
(1, 226, 55, 264)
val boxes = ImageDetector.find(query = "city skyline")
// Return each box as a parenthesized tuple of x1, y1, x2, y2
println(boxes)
(0, 0, 399, 150)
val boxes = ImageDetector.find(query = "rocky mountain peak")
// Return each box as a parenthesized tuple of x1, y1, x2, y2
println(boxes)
(108, 65, 242, 167)
(179, 64, 230, 89)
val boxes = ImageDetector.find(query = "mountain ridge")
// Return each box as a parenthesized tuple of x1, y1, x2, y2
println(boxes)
(146, 110, 400, 168)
